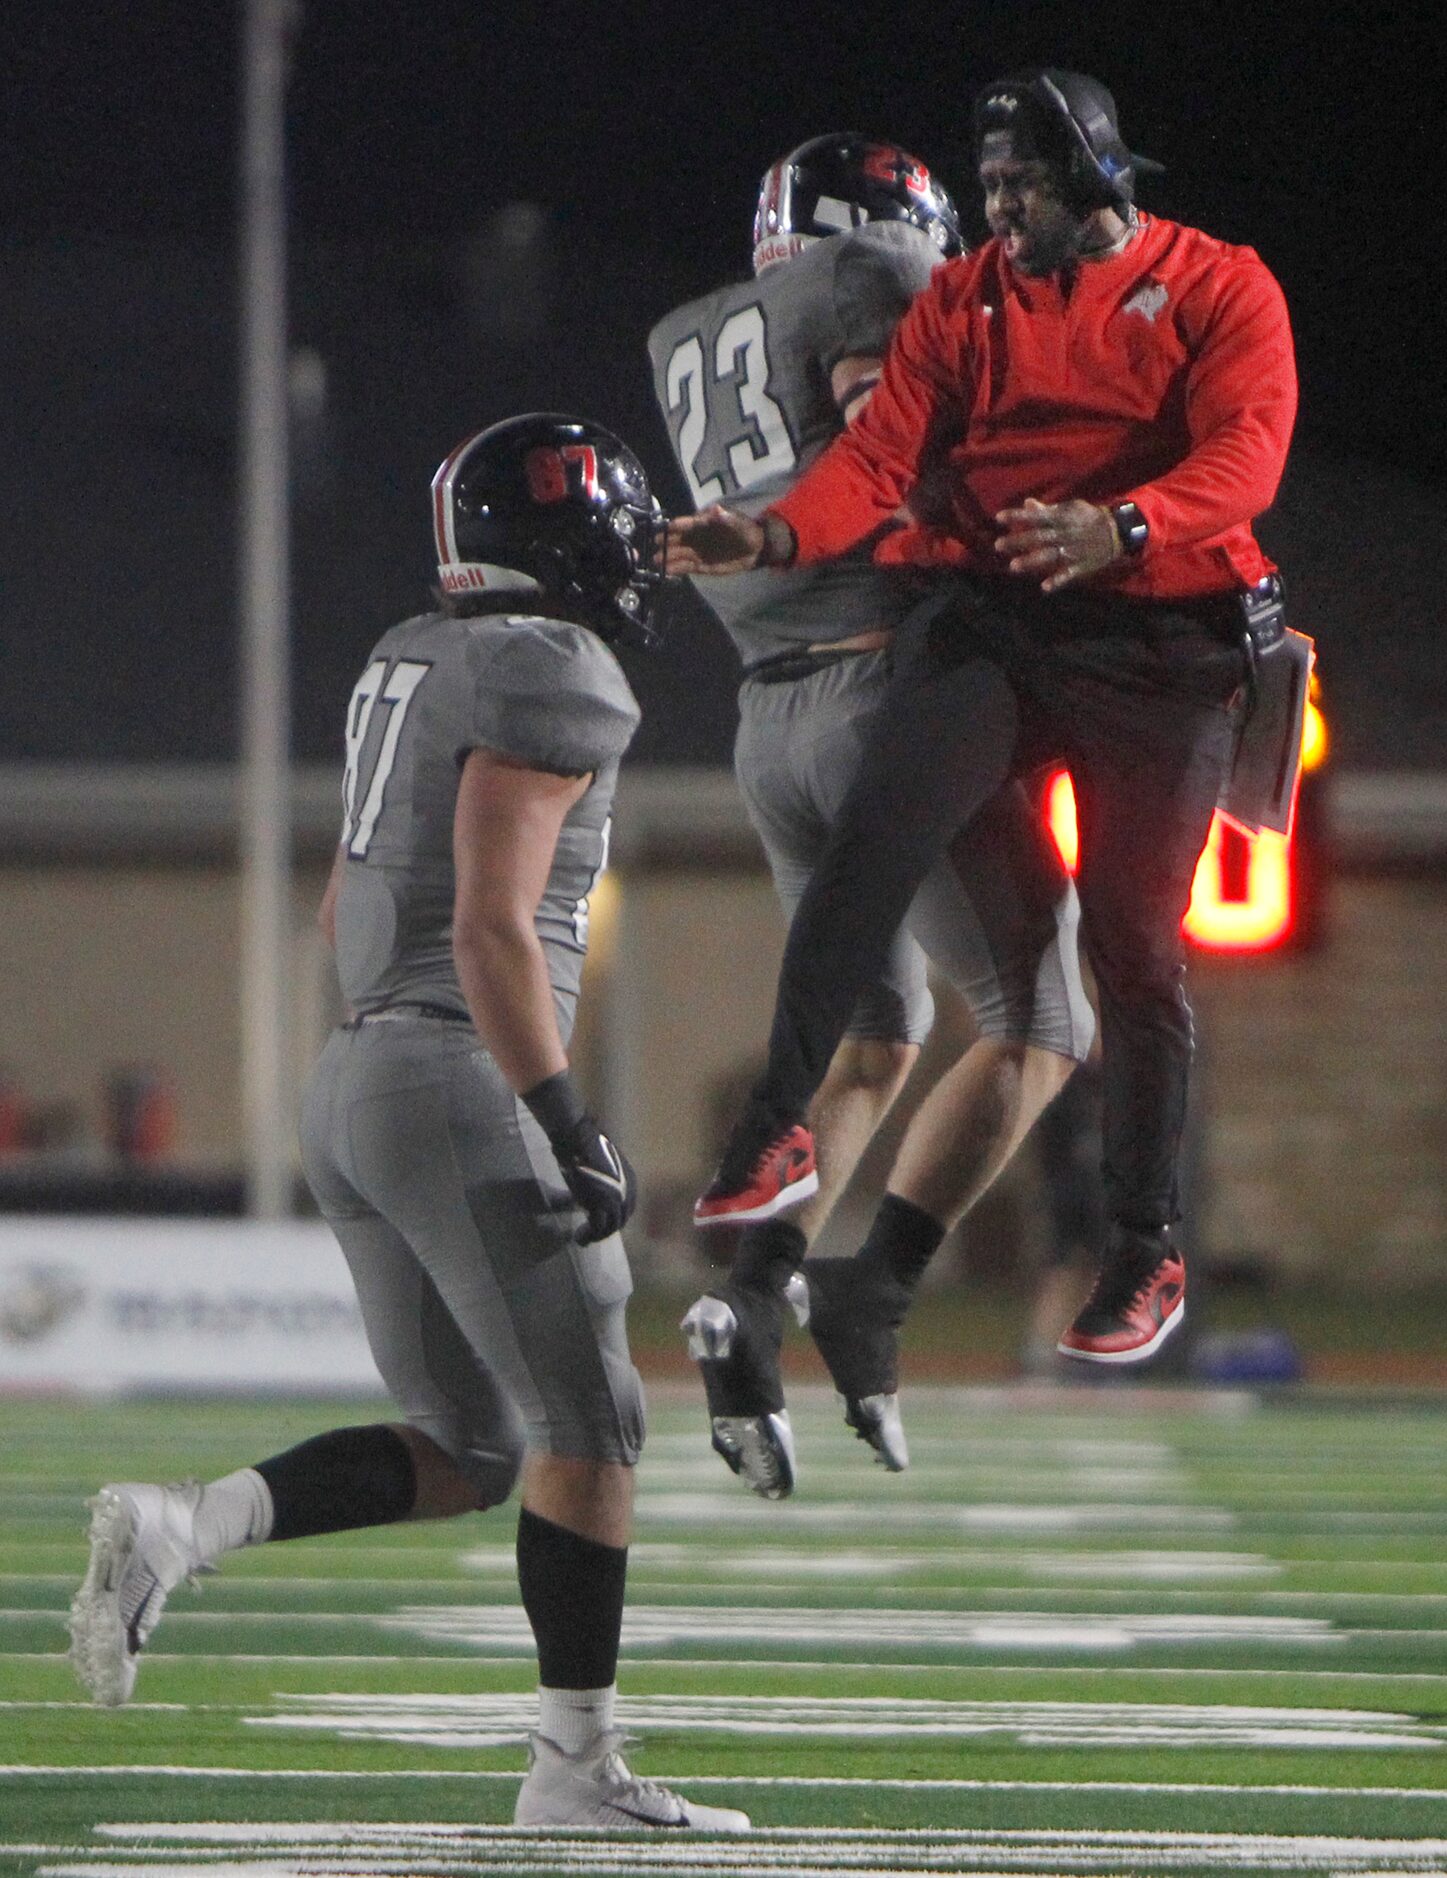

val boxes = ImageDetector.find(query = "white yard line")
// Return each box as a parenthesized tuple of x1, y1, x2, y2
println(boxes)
(3, 1768, 1447, 1797)
(15, 1821, 1447, 1878)
(455, 1546, 1287, 1583)
(2, 1650, 1444, 1683)
(12, 1588, 1447, 1618)
(9, 1545, 1445, 1571)
(244, 1692, 1447, 1751)
(0, 1607, 1366, 1635)
(11, 1660, 1447, 1690)
(633, 1495, 1243, 1532)
(385, 1603, 1351, 1653)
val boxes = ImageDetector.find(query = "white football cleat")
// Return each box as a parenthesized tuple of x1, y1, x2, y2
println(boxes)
(69, 1482, 205, 1705)
(840, 1391, 910, 1472)
(514, 1730, 750, 1831)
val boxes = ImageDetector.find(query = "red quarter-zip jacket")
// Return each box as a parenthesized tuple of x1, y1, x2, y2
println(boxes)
(769, 214, 1297, 601)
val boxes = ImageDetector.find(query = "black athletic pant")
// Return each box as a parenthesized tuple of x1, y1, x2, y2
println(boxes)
(753, 578, 1245, 1231)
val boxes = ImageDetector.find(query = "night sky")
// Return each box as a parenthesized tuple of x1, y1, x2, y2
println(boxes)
(4, 1, 1442, 767)
(12, 0, 1438, 468)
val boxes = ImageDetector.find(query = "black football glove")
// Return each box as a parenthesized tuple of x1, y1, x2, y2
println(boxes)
(522, 1070, 637, 1246)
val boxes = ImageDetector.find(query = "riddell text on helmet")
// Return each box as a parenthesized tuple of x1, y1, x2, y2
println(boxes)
(753, 235, 814, 270)
(440, 565, 492, 592)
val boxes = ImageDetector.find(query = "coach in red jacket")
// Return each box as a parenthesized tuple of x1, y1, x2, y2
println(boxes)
(667, 69, 1297, 1367)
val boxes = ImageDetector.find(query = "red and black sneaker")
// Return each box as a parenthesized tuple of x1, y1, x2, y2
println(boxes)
(1058, 1228, 1186, 1365)
(693, 1107, 817, 1227)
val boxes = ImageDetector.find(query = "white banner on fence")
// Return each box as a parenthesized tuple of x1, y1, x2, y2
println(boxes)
(0, 1218, 383, 1394)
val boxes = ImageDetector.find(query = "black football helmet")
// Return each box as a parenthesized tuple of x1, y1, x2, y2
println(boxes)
(431, 413, 664, 648)
(752, 134, 964, 274)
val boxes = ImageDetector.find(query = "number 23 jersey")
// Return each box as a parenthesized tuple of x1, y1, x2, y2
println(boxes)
(332, 610, 640, 1041)
(647, 220, 941, 664)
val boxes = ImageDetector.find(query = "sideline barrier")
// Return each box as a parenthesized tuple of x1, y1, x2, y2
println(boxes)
(0, 1218, 383, 1394)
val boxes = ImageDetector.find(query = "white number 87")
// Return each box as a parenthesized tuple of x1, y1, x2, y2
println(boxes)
(341, 658, 432, 858)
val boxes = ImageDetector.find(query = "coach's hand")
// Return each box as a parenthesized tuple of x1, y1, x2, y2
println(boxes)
(994, 498, 1122, 592)
(662, 506, 794, 577)
(523, 1070, 638, 1244)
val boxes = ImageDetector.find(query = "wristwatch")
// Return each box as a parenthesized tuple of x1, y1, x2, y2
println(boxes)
(1109, 501, 1149, 555)
(758, 511, 798, 569)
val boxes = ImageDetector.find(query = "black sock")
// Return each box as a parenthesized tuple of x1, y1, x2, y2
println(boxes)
(731, 1217, 808, 1294)
(856, 1194, 946, 1291)
(254, 1424, 416, 1542)
(516, 1506, 628, 1689)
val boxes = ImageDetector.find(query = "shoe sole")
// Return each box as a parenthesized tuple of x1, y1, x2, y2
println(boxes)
(692, 1168, 819, 1227)
(515, 1805, 750, 1831)
(515, 1789, 751, 1832)
(710, 1412, 797, 1499)
(1058, 1297, 1186, 1366)
(680, 1299, 797, 1499)
(68, 1489, 140, 1707)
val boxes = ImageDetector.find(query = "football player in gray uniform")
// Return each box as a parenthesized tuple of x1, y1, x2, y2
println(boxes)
(67, 415, 748, 1835)
(648, 138, 1094, 1495)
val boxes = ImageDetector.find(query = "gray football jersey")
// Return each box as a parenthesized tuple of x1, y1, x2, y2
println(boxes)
(647, 221, 941, 663)
(332, 609, 640, 1041)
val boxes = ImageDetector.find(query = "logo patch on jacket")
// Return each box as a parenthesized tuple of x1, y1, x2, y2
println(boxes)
(1122, 280, 1168, 323)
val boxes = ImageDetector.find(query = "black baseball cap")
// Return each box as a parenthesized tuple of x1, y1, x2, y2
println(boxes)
(976, 69, 1163, 203)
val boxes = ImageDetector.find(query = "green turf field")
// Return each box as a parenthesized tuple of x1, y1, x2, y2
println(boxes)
(2, 1384, 1444, 1875)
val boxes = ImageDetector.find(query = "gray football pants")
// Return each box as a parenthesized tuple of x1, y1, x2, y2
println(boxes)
(735, 650, 1094, 1059)
(299, 1017, 645, 1499)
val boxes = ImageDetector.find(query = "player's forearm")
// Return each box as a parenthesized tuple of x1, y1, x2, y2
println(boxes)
(453, 918, 568, 1093)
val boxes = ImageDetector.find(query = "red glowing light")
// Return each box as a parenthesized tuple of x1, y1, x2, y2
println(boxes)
(1045, 769, 1079, 874)
(1042, 769, 1295, 954)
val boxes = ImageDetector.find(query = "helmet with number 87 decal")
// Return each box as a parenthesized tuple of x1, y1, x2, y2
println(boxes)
(431, 413, 664, 648)
(752, 134, 964, 275)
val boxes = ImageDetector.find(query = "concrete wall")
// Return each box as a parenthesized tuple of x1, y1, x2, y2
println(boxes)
(0, 863, 337, 1169)
(1192, 876, 1446, 1288)
(0, 855, 1441, 1286)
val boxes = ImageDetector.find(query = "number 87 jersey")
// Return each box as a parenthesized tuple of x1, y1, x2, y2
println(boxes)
(646, 217, 946, 668)
(333, 607, 638, 1036)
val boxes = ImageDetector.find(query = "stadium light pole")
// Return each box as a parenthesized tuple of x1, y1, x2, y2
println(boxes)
(238, 0, 295, 1218)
